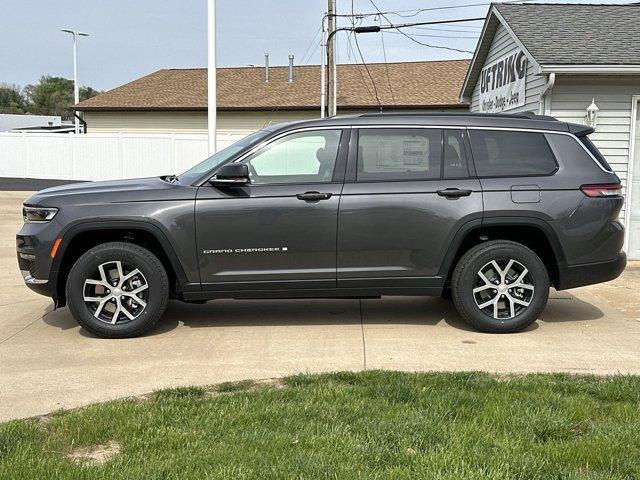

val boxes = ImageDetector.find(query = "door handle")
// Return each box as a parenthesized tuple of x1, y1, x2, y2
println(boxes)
(437, 188, 473, 198)
(296, 191, 332, 201)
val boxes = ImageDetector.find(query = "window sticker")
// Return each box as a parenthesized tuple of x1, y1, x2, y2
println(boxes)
(366, 135, 429, 172)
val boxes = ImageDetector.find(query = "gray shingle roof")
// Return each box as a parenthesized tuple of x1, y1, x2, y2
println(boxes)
(495, 3, 640, 65)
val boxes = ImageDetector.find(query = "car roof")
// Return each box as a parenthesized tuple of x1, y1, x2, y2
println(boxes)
(266, 112, 590, 136)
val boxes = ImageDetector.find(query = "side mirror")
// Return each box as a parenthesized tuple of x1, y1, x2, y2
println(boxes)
(210, 163, 250, 186)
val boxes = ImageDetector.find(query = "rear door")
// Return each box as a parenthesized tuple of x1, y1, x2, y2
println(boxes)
(195, 128, 349, 291)
(337, 126, 483, 290)
(466, 128, 561, 214)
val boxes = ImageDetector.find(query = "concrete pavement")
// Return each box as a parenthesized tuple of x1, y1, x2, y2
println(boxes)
(1, 191, 639, 421)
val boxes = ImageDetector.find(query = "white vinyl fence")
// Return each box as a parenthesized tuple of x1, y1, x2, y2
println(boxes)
(0, 132, 246, 181)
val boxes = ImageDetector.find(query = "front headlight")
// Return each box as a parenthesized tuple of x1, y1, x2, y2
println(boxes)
(23, 206, 59, 223)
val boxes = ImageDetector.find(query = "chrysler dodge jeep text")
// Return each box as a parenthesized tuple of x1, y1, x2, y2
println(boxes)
(17, 113, 627, 338)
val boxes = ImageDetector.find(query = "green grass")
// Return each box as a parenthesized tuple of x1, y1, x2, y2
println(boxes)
(1, 371, 640, 479)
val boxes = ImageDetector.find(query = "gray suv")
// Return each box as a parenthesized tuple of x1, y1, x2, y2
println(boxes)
(17, 113, 626, 338)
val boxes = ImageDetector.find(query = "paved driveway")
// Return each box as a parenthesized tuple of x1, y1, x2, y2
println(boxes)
(1, 191, 639, 421)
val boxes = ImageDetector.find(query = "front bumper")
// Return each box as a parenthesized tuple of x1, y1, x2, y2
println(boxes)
(556, 252, 627, 290)
(17, 220, 63, 300)
(20, 268, 54, 297)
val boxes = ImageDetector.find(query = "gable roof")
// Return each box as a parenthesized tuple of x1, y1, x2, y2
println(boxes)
(496, 3, 640, 65)
(460, 2, 640, 100)
(73, 60, 470, 112)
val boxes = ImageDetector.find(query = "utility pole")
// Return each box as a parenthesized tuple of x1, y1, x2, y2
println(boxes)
(327, 0, 336, 117)
(61, 29, 89, 134)
(207, 0, 217, 155)
(320, 26, 326, 118)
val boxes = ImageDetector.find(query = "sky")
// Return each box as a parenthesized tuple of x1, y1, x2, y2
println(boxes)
(0, 0, 634, 92)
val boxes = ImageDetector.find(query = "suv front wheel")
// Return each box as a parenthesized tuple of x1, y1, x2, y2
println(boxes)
(451, 240, 549, 333)
(66, 242, 169, 338)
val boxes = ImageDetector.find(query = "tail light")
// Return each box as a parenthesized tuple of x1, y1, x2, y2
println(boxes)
(580, 183, 622, 197)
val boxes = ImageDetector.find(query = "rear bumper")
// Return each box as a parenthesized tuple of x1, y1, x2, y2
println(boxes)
(556, 252, 627, 290)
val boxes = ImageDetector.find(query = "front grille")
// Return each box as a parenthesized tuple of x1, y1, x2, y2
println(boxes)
(28, 260, 37, 278)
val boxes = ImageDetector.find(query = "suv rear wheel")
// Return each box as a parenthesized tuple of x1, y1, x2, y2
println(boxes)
(66, 242, 169, 338)
(451, 240, 549, 333)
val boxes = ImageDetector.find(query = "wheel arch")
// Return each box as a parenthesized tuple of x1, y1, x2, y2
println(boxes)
(53, 220, 192, 306)
(440, 217, 565, 288)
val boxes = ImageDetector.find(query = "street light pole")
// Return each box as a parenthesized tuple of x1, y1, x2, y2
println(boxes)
(61, 29, 89, 134)
(207, 0, 217, 155)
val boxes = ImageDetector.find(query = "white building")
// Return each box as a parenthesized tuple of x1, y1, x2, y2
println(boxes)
(460, 2, 640, 259)
(0, 114, 61, 132)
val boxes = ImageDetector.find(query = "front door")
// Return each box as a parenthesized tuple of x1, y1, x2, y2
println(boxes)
(337, 127, 483, 290)
(195, 128, 349, 291)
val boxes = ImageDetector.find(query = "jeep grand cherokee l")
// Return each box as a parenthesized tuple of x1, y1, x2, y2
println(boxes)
(17, 113, 626, 338)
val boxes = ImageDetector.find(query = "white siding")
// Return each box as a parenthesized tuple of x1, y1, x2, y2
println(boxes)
(83, 110, 322, 135)
(550, 76, 640, 229)
(470, 23, 546, 113)
(83, 108, 469, 135)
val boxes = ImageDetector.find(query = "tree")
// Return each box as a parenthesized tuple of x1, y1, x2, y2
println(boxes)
(0, 84, 28, 114)
(24, 76, 74, 119)
(23, 76, 101, 120)
(80, 86, 100, 101)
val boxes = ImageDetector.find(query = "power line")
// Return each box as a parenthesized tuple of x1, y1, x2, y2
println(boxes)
(345, 32, 377, 104)
(408, 25, 483, 32)
(303, 41, 321, 65)
(368, 1, 478, 54)
(378, 28, 396, 105)
(300, 26, 322, 65)
(351, 0, 382, 110)
(352, 31, 383, 112)
(369, 1, 498, 18)
(328, 0, 542, 21)
(368, 1, 395, 105)
(384, 30, 478, 40)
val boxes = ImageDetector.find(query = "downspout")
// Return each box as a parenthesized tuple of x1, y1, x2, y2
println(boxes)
(73, 113, 87, 133)
(538, 72, 555, 115)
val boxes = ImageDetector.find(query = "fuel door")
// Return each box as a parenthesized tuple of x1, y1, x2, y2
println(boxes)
(510, 184, 541, 204)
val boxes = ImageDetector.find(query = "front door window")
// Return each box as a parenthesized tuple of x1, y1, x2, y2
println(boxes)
(242, 130, 342, 184)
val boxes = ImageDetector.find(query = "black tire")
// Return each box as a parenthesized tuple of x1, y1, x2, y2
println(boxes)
(451, 240, 549, 333)
(66, 242, 169, 338)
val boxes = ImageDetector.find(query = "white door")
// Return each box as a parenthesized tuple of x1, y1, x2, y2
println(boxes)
(629, 101, 640, 259)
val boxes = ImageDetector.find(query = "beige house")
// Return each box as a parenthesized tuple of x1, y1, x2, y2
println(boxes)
(73, 60, 470, 136)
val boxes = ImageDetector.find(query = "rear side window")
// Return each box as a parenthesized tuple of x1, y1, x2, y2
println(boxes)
(357, 129, 442, 181)
(579, 136, 613, 172)
(469, 130, 558, 177)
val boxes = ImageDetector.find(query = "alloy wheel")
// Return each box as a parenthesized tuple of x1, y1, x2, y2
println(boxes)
(82, 260, 149, 325)
(472, 259, 534, 320)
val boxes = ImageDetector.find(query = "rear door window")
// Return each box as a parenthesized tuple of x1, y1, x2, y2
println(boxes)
(468, 129, 558, 177)
(356, 128, 442, 181)
(443, 129, 469, 179)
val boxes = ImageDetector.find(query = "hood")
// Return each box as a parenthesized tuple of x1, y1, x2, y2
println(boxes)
(24, 177, 194, 207)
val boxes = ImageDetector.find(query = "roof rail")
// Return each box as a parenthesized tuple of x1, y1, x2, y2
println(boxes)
(515, 111, 558, 121)
(356, 112, 558, 121)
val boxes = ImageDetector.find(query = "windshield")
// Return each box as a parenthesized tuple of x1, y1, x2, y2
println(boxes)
(179, 129, 272, 184)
